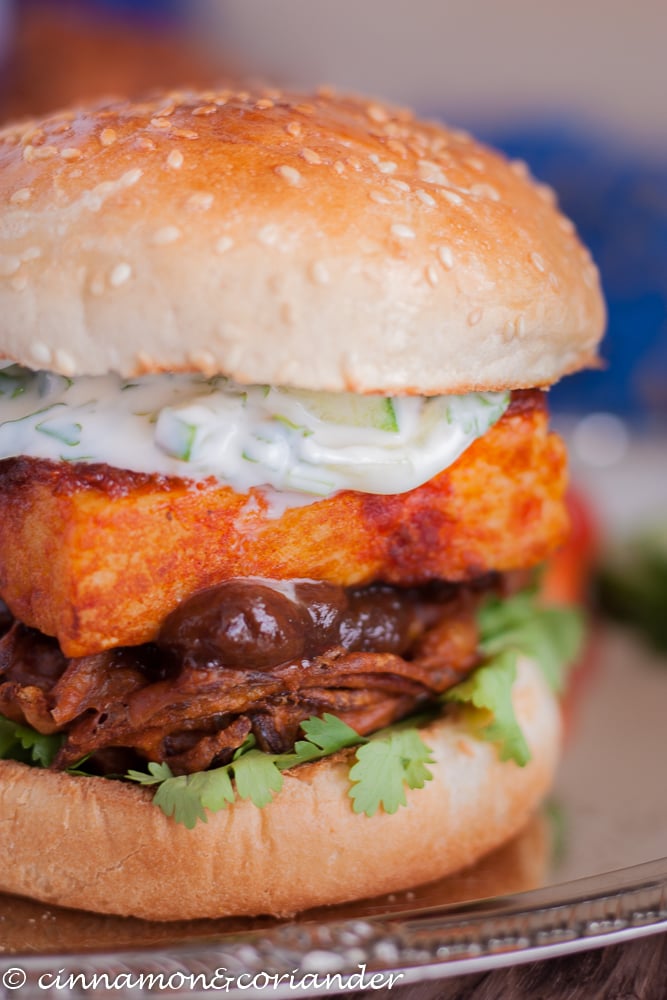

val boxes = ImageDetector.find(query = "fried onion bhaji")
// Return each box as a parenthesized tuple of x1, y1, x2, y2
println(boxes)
(0, 392, 565, 655)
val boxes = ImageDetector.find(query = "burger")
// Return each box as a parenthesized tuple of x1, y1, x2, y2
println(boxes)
(0, 86, 604, 920)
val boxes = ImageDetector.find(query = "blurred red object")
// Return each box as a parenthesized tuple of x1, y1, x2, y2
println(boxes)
(0, 0, 225, 123)
(541, 487, 600, 607)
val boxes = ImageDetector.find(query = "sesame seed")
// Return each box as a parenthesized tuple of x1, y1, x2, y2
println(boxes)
(310, 260, 330, 285)
(275, 164, 302, 187)
(386, 139, 409, 159)
(530, 251, 546, 273)
(558, 216, 575, 235)
(437, 246, 454, 270)
(367, 103, 389, 124)
(136, 138, 156, 151)
(21, 247, 42, 261)
(258, 225, 279, 246)
(215, 236, 234, 254)
(10, 188, 32, 205)
(391, 224, 416, 240)
(60, 147, 82, 161)
(192, 104, 218, 116)
(152, 225, 181, 245)
(286, 122, 302, 138)
(464, 156, 485, 172)
(467, 308, 483, 327)
(536, 182, 556, 205)
(172, 128, 199, 140)
(121, 168, 143, 187)
(416, 189, 436, 207)
(254, 98, 274, 110)
(24, 145, 58, 162)
(470, 182, 500, 201)
(425, 264, 439, 287)
(150, 117, 171, 130)
(417, 159, 449, 186)
(30, 342, 52, 365)
(54, 349, 77, 376)
(583, 264, 599, 288)
(516, 315, 526, 337)
(377, 160, 398, 175)
(301, 148, 321, 165)
(346, 156, 362, 171)
(389, 179, 410, 193)
(294, 104, 315, 115)
(21, 128, 44, 147)
(442, 189, 464, 207)
(510, 159, 529, 178)
(187, 192, 214, 210)
(501, 320, 516, 343)
(333, 161, 345, 175)
(109, 262, 132, 287)
(167, 149, 184, 169)
(0, 255, 20, 277)
(369, 190, 391, 205)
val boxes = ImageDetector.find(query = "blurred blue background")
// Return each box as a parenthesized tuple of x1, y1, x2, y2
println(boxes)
(477, 125, 667, 418)
(1, 0, 666, 423)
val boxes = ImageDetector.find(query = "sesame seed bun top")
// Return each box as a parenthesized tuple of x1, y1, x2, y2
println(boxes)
(0, 86, 604, 393)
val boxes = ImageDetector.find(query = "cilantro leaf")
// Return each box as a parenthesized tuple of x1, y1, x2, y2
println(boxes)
(153, 773, 210, 830)
(0, 716, 62, 767)
(198, 766, 236, 812)
(125, 713, 371, 824)
(296, 713, 364, 755)
(444, 649, 530, 766)
(478, 590, 584, 692)
(233, 750, 283, 807)
(127, 761, 173, 786)
(348, 729, 434, 817)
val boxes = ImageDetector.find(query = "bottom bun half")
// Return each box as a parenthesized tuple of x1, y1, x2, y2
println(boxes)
(0, 656, 560, 921)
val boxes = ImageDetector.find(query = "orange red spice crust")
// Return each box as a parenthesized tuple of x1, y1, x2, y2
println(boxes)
(0, 390, 567, 656)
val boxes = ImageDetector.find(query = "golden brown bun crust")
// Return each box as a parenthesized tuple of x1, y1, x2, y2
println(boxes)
(0, 657, 559, 920)
(0, 87, 604, 393)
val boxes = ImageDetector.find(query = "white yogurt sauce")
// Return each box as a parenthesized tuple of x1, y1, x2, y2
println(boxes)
(0, 366, 509, 498)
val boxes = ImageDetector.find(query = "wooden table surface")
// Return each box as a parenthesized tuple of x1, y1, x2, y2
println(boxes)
(351, 931, 667, 999)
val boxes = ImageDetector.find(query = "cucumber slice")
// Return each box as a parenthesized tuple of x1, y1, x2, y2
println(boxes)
(155, 410, 199, 461)
(278, 389, 399, 432)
